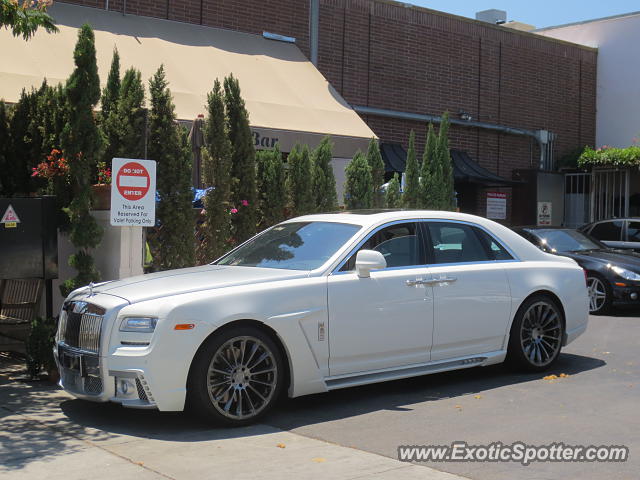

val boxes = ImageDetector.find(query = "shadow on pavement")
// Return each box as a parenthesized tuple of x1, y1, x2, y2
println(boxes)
(1, 351, 605, 470)
(267, 352, 606, 430)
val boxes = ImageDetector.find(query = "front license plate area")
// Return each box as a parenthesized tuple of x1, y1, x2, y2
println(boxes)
(60, 350, 85, 377)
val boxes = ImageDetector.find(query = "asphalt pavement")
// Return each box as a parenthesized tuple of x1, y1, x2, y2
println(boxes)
(1, 311, 637, 480)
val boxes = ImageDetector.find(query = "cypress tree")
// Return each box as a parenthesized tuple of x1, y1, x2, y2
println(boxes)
(312, 136, 338, 213)
(101, 48, 120, 121)
(402, 130, 420, 209)
(101, 48, 121, 165)
(286, 144, 314, 216)
(420, 123, 438, 209)
(114, 68, 146, 159)
(437, 112, 455, 210)
(224, 74, 257, 242)
(0, 101, 10, 195)
(344, 151, 372, 210)
(256, 145, 286, 228)
(366, 138, 385, 208)
(385, 173, 401, 209)
(148, 65, 195, 270)
(202, 78, 233, 260)
(8, 88, 37, 195)
(60, 24, 104, 296)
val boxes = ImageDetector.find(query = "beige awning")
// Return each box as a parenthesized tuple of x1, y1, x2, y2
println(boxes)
(0, 3, 376, 157)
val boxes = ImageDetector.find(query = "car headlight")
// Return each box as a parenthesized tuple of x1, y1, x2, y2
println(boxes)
(119, 317, 158, 333)
(610, 266, 640, 282)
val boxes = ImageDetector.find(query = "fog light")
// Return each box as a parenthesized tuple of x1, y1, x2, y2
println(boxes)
(116, 378, 137, 398)
(631, 292, 638, 300)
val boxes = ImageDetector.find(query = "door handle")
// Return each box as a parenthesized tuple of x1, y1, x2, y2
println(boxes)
(437, 276, 457, 283)
(406, 276, 457, 287)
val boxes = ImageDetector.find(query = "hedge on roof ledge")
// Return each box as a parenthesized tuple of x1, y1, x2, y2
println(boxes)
(578, 145, 640, 168)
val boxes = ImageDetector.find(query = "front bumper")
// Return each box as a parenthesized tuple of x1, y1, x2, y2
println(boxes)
(54, 343, 158, 409)
(612, 284, 640, 307)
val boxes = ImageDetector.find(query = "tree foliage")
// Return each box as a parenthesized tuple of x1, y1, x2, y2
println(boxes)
(344, 151, 372, 210)
(113, 68, 146, 159)
(224, 74, 257, 243)
(148, 65, 194, 270)
(0, 101, 10, 195)
(419, 123, 438, 209)
(100, 48, 121, 165)
(202, 78, 233, 261)
(1, 0, 58, 40)
(366, 138, 385, 208)
(60, 24, 103, 296)
(312, 136, 338, 213)
(286, 143, 314, 216)
(385, 173, 401, 209)
(402, 130, 420, 209)
(256, 145, 286, 228)
(436, 112, 455, 210)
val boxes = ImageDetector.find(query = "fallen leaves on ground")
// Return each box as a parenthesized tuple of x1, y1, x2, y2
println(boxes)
(473, 394, 482, 399)
(276, 443, 286, 449)
(543, 373, 570, 381)
(311, 457, 326, 463)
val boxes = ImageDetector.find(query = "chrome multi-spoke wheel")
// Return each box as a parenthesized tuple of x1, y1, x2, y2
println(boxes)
(507, 295, 564, 372)
(519, 301, 562, 368)
(189, 327, 283, 425)
(207, 336, 278, 420)
(586, 275, 610, 314)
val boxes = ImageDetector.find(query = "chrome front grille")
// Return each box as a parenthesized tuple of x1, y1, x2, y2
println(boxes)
(58, 301, 105, 353)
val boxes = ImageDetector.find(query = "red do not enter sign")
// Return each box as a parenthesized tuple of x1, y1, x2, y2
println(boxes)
(116, 161, 150, 201)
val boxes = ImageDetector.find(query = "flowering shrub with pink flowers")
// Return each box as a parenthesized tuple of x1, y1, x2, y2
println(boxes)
(578, 145, 640, 168)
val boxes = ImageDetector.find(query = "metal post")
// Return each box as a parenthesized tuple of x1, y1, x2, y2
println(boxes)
(309, 0, 319, 65)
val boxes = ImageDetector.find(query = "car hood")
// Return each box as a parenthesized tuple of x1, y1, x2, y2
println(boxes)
(83, 265, 310, 304)
(561, 249, 640, 272)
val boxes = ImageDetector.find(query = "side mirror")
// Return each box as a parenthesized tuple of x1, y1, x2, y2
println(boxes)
(355, 250, 387, 278)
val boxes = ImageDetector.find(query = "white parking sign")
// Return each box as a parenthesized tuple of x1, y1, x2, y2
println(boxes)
(110, 158, 156, 227)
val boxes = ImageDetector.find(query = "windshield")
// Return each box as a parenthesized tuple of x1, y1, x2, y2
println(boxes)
(215, 221, 361, 270)
(527, 229, 603, 253)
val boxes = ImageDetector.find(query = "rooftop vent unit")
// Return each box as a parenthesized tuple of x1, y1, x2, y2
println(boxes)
(476, 9, 507, 24)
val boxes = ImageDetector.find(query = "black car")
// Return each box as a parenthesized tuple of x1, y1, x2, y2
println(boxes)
(513, 226, 640, 314)
(579, 218, 640, 252)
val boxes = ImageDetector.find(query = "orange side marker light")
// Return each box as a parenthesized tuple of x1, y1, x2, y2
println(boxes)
(174, 324, 195, 330)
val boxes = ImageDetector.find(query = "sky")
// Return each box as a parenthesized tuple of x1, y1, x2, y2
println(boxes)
(406, 1, 640, 29)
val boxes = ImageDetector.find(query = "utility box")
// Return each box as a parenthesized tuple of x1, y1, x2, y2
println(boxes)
(512, 170, 565, 226)
(0, 197, 58, 280)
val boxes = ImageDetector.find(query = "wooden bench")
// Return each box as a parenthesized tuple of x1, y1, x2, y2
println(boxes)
(0, 279, 43, 342)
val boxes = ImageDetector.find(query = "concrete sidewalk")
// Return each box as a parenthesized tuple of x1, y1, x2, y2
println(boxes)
(0, 355, 467, 480)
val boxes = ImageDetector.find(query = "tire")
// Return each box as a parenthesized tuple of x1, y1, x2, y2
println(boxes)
(586, 273, 612, 315)
(187, 325, 285, 426)
(506, 294, 564, 372)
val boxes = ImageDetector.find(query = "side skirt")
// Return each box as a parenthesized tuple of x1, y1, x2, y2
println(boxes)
(324, 350, 506, 391)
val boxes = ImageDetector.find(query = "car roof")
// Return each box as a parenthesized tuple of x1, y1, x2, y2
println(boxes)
(286, 210, 503, 228)
(282, 211, 559, 263)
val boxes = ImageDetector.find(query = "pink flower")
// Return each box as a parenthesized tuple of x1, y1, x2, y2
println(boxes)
(230, 208, 238, 214)
(241, 200, 249, 207)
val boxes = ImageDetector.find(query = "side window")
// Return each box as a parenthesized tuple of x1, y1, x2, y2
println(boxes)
(427, 222, 491, 264)
(590, 221, 623, 241)
(474, 228, 513, 260)
(627, 221, 640, 242)
(340, 222, 420, 271)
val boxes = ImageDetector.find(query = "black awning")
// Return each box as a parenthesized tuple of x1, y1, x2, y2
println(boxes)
(380, 142, 407, 173)
(451, 149, 521, 187)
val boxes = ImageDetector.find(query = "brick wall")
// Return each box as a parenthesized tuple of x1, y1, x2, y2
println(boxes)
(60, 0, 310, 55)
(59, 0, 597, 220)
